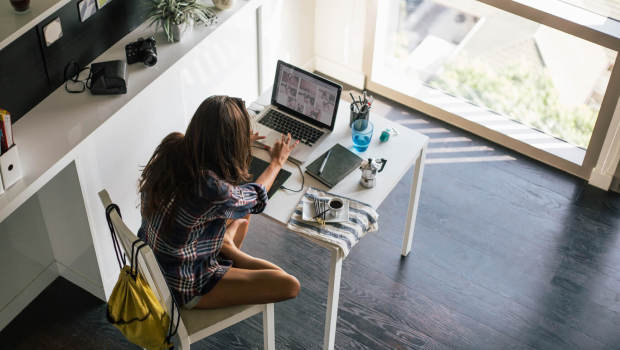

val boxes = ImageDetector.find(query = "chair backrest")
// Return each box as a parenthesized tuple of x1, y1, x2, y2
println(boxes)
(98, 190, 187, 335)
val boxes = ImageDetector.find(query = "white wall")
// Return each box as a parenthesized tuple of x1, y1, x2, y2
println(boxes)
(314, 0, 367, 88)
(260, 0, 316, 92)
(37, 162, 103, 300)
(0, 192, 56, 330)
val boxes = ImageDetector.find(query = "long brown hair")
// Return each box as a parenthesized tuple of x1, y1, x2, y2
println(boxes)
(139, 95, 252, 226)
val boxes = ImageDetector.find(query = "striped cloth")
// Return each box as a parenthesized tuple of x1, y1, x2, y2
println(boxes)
(287, 187, 379, 257)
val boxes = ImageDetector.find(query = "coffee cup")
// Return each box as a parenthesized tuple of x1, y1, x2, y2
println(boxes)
(10, 0, 30, 13)
(328, 198, 344, 218)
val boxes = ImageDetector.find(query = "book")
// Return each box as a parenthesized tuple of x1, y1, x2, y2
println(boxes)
(0, 109, 13, 153)
(248, 156, 292, 198)
(305, 143, 363, 188)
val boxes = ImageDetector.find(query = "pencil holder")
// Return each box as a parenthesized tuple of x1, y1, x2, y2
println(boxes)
(0, 144, 23, 190)
(349, 102, 369, 127)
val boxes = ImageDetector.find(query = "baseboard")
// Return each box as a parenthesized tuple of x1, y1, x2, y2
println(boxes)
(55, 262, 106, 302)
(314, 56, 365, 89)
(0, 263, 58, 331)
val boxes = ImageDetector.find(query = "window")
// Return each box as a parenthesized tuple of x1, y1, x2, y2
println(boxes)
(366, 0, 620, 177)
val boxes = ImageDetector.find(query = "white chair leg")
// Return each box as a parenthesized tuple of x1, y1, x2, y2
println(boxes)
(174, 320, 192, 350)
(263, 303, 275, 350)
(178, 335, 191, 350)
(323, 248, 343, 350)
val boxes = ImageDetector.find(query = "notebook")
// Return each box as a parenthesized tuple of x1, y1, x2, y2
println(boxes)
(305, 143, 363, 188)
(248, 156, 292, 198)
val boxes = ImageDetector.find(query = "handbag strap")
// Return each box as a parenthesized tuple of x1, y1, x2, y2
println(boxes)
(130, 239, 149, 278)
(166, 297, 181, 348)
(105, 204, 126, 269)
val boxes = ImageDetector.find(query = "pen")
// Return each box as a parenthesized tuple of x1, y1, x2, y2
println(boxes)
(313, 196, 321, 223)
(318, 149, 332, 175)
(349, 92, 359, 113)
(313, 207, 331, 219)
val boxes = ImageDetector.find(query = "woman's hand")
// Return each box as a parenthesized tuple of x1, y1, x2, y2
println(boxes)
(255, 133, 298, 192)
(250, 130, 266, 143)
(266, 133, 299, 167)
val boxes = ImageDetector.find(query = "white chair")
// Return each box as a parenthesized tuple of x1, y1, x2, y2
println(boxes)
(98, 190, 275, 350)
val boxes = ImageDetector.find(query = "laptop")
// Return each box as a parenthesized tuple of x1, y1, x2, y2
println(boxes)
(252, 60, 342, 164)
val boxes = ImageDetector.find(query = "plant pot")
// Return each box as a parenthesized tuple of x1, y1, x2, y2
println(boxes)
(212, 0, 234, 10)
(10, 0, 30, 13)
(170, 23, 186, 42)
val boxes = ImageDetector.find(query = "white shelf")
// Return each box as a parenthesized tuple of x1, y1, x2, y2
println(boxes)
(0, 0, 262, 223)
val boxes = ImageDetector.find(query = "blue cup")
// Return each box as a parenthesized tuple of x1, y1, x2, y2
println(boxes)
(352, 120, 373, 152)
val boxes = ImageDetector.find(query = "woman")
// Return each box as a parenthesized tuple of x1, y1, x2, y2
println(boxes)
(137, 95, 300, 309)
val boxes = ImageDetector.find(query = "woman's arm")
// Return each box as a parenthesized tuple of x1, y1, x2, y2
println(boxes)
(255, 133, 298, 192)
(206, 133, 298, 219)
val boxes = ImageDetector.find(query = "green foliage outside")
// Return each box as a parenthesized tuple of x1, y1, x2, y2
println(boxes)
(427, 59, 597, 148)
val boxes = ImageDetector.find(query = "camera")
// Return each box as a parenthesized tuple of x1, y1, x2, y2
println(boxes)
(125, 37, 157, 67)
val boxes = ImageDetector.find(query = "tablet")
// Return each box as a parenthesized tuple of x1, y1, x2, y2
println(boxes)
(248, 156, 292, 198)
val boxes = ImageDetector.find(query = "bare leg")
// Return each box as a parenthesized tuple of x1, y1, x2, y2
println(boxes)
(222, 217, 283, 271)
(225, 215, 251, 249)
(220, 235, 283, 271)
(194, 267, 300, 309)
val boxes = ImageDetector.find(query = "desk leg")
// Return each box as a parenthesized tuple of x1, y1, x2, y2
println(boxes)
(263, 303, 275, 350)
(401, 145, 427, 256)
(323, 248, 343, 350)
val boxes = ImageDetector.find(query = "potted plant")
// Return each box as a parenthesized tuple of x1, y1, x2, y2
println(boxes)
(145, 0, 217, 42)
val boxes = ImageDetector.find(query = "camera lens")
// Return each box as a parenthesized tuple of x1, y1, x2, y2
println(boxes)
(142, 49, 157, 67)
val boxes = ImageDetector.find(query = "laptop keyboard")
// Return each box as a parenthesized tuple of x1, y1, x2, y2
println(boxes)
(259, 110, 324, 146)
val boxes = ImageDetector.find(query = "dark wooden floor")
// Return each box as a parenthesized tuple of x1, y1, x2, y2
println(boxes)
(2, 94, 619, 349)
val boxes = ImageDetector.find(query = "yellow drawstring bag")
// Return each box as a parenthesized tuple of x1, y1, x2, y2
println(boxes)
(105, 204, 179, 350)
(107, 265, 172, 350)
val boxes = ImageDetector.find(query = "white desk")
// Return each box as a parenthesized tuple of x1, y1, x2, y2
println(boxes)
(251, 93, 429, 350)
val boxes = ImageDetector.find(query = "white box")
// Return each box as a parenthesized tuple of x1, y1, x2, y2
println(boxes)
(0, 170, 4, 195)
(0, 145, 23, 189)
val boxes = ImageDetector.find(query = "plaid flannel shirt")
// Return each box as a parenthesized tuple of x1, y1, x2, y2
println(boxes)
(138, 169, 268, 306)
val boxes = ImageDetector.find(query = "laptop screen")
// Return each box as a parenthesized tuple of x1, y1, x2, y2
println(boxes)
(272, 60, 341, 130)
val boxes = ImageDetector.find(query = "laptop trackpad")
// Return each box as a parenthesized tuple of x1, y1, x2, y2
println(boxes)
(257, 128, 310, 160)
(259, 131, 281, 149)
